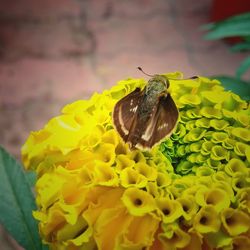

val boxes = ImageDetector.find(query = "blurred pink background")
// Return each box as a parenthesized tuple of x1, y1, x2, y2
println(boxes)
(0, 0, 249, 248)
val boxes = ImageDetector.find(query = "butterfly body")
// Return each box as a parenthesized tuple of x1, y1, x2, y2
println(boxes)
(113, 74, 179, 150)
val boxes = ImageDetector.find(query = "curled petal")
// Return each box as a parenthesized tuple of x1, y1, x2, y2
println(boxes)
(115, 155, 135, 172)
(176, 161, 193, 175)
(174, 123, 187, 138)
(195, 187, 230, 212)
(176, 145, 187, 157)
(211, 145, 229, 161)
(101, 129, 119, 147)
(232, 174, 249, 192)
(193, 205, 221, 233)
(83, 187, 124, 226)
(118, 214, 160, 249)
(212, 171, 230, 183)
(195, 118, 210, 128)
(93, 108, 111, 125)
(182, 232, 203, 250)
(232, 236, 250, 250)
(221, 208, 250, 236)
(79, 167, 95, 187)
(121, 187, 156, 216)
(196, 166, 215, 177)
(186, 120, 196, 131)
(212, 181, 235, 203)
(109, 84, 128, 99)
(94, 206, 132, 250)
(94, 143, 116, 165)
(179, 94, 201, 105)
(159, 223, 191, 249)
(200, 107, 222, 119)
(129, 150, 146, 163)
(184, 128, 206, 142)
(225, 158, 248, 177)
(56, 216, 93, 246)
(210, 119, 229, 130)
(211, 132, 228, 143)
(135, 162, 158, 181)
(231, 127, 250, 142)
(186, 107, 202, 117)
(205, 229, 232, 249)
(120, 167, 147, 188)
(234, 142, 250, 157)
(206, 158, 222, 170)
(34, 204, 67, 242)
(222, 138, 236, 149)
(36, 166, 69, 209)
(189, 141, 203, 152)
(94, 162, 119, 186)
(222, 92, 247, 111)
(156, 198, 183, 223)
(115, 141, 130, 155)
(235, 187, 250, 213)
(177, 195, 199, 221)
(156, 172, 172, 188)
(146, 182, 162, 198)
(201, 141, 215, 155)
(236, 113, 250, 127)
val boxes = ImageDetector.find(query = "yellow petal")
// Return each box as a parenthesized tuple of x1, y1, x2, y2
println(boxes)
(221, 208, 250, 236)
(195, 187, 230, 212)
(159, 223, 191, 249)
(121, 187, 156, 216)
(231, 236, 250, 250)
(156, 197, 183, 223)
(120, 167, 147, 188)
(231, 127, 250, 142)
(193, 205, 221, 233)
(177, 195, 199, 221)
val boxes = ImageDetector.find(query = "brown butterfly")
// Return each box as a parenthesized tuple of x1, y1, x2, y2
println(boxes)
(113, 68, 184, 150)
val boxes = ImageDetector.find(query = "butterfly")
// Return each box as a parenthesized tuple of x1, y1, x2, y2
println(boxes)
(113, 68, 183, 150)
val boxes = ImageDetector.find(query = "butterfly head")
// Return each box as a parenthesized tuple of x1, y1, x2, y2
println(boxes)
(137, 67, 170, 90)
(149, 75, 170, 89)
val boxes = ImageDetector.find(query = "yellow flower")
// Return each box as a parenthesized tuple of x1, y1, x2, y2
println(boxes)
(195, 186, 230, 212)
(177, 195, 199, 221)
(22, 73, 250, 249)
(193, 205, 221, 233)
(159, 223, 191, 249)
(121, 187, 156, 216)
(156, 197, 183, 223)
(221, 208, 250, 236)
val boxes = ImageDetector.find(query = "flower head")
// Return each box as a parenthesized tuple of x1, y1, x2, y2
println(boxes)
(22, 73, 250, 249)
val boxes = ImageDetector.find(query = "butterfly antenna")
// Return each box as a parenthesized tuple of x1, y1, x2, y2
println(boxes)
(137, 67, 154, 77)
(168, 76, 199, 81)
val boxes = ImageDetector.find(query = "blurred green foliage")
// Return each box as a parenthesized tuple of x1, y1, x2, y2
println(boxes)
(204, 12, 250, 100)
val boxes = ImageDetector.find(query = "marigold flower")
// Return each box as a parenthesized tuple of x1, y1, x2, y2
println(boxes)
(22, 72, 250, 249)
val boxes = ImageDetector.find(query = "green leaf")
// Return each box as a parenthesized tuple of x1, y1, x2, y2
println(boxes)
(236, 56, 250, 79)
(204, 12, 250, 40)
(212, 75, 250, 100)
(25, 171, 37, 190)
(230, 41, 250, 52)
(0, 146, 46, 250)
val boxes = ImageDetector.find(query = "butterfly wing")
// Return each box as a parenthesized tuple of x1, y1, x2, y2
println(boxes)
(113, 88, 143, 142)
(136, 94, 179, 149)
